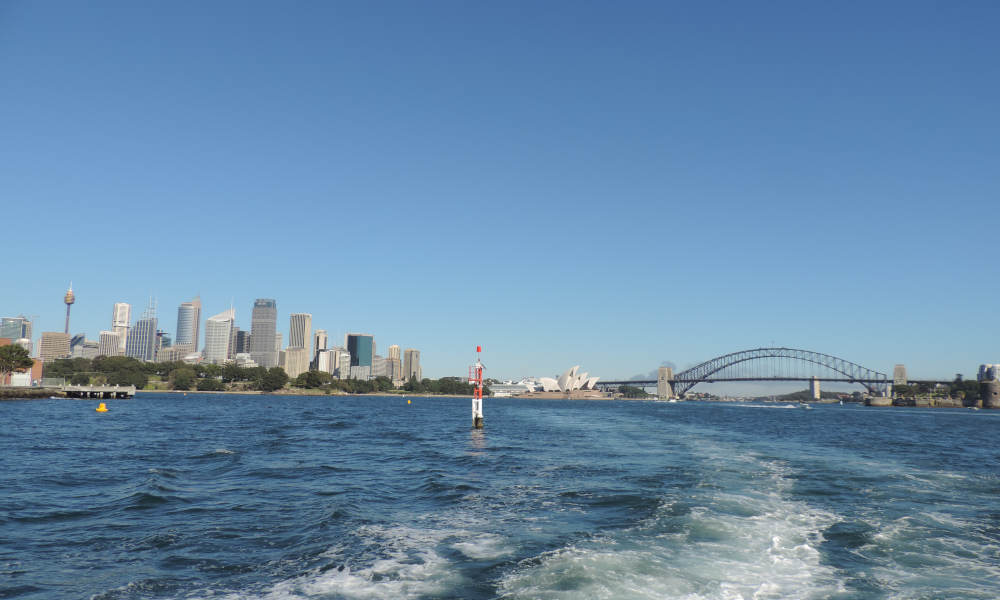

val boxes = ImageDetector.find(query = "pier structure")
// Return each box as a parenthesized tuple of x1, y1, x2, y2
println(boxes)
(61, 384, 136, 399)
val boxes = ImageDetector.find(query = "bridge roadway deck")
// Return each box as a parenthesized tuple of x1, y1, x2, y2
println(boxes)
(600, 378, 953, 387)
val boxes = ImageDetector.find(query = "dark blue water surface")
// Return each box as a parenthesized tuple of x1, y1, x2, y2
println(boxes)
(2, 394, 998, 599)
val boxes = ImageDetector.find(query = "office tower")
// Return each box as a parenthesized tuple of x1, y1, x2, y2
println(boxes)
(155, 330, 171, 355)
(175, 296, 201, 349)
(288, 313, 312, 350)
(250, 299, 278, 368)
(98, 331, 122, 357)
(204, 308, 235, 364)
(332, 347, 351, 379)
(71, 340, 100, 359)
(233, 329, 251, 355)
(112, 302, 131, 352)
(314, 329, 328, 355)
(39, 332, 71, 363)
(274, 333, 283, 352)
(315, 349, 335, 374)
(387, 344, 402, 382)
(374, 355, 387, 378)
(70, 334, 86, 354)
(404, 348, 421, 381)
(284, 347, 309, 379)
(346, 334, 374, 368)
(893, 364, 907, 386)
(125, 301, 157, 362)
(1, 316, 32, 341)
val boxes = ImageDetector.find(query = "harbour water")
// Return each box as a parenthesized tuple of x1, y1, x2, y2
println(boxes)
(2, 394, 998, 599)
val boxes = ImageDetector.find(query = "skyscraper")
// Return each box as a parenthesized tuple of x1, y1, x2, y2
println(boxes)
(39, 332, 71, 363)
(1, 316, 32, 341)
(313, 329, 328, 355)
(98, 331, 121, 357)
(204, 308, 235, 364)
(250, 299, 278, 368)
(112, 302, 131, 353)
(387, 344, 402, 382)
(125, 301, 157, 362)
(404, 348, 421, 382)
(233, 329, 251, 355)
(175, 296, 201, 350)
(346, 333, 374, 368)
(288, 313, 312, 350)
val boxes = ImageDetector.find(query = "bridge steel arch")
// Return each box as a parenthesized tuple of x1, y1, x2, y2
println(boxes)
(673, 347, 889, 396)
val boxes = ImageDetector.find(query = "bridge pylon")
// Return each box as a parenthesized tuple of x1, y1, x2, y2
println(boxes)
(657, 366, 674, 399)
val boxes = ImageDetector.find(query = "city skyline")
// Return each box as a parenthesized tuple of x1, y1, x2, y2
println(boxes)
(2, 2, 998, 382)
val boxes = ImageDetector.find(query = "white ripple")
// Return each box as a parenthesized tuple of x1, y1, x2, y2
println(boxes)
(499, 457, 846, 600)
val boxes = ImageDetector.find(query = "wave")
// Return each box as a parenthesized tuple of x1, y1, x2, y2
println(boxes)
(500, 445, 846, 599)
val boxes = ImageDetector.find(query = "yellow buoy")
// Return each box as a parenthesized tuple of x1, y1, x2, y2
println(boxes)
(96, 403, 108, 412)
(407, 399, 411, 405)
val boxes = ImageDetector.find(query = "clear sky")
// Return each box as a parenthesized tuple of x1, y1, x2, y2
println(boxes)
(2, 1, 998, 383)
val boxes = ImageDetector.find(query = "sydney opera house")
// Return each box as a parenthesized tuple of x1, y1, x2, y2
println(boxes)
(539, 366, 600, 393)
(517, 365, 607, 399)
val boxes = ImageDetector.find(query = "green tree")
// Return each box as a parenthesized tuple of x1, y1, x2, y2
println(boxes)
(618, 385, 650, 398)
(196, 377, 225, 391)
(259, 367, 289, 392)
(293, 370, 332, 389)
(70, 372, 90, 385)
(169, 367, 196, 390)
(0, 344, 34, 383)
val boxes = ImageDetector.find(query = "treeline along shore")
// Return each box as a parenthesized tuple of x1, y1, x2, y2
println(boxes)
(31, 356, 488, 396)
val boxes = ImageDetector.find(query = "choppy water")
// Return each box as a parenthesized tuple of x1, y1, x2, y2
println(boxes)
(2, 395, 998, 599)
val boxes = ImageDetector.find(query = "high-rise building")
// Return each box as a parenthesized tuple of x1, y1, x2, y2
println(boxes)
(315, 349, 335, 374)
(204, 308, 235, 364)
(39, 332, 71, 363)
(70, 334, 86, 355)
(284, 347, 310, 379)
(125, 302, 157, 362)
(387, 344, 402, 382)
(112, 302, 131, 353)
(175, 296, 201, 349)
(71, 340, 100, 359)
(893, 364, 907, 386)
(63, 284, 75, 334)
(314, 329, 328, 355)
(331, 347, 351, 379)
(250, 299, 278, 368)
(155, 330, 171, 357)
(404, 349, 421, 382)
(374, 355, 387, 378)
(233, 329, 251, 355)
(98, 331, 122, 357)
(274, 333, 283, 352)
(346, 333, 374, 370)
(288, 313, 312, 350)
(1, 316, 32, 341)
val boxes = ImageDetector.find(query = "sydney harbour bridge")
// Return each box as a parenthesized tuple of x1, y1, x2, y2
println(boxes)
(598, 347, 905, 398)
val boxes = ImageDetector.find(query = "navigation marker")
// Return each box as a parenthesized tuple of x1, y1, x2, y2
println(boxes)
(469, 346, 485, 429)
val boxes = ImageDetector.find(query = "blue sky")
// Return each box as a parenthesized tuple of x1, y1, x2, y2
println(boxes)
(2, 1, 997, 383)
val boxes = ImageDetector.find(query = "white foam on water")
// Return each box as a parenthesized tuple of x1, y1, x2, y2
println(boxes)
(499, 455, 846, 600)
(452, 532, 514, 560)
(863, 510, 1000, 598)
(214, 523, 516, 600)
(213, 448, 235, 455)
